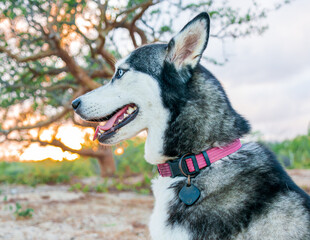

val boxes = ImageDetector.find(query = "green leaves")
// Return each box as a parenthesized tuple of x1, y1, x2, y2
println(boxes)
(269, 132, 310, 169)
(113, 139, 156, 175)
(159, 25, 171, 33)
(127, 0, 149, 8)
(14, 202, 34, 219)
(208, 11, 220, 17)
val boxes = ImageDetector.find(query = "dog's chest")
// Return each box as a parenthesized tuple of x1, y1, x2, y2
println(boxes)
(149, 176, 191, 240)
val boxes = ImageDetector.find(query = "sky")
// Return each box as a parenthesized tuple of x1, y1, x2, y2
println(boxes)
(113, 0, 310, 142)
(202, 0, 310, 141)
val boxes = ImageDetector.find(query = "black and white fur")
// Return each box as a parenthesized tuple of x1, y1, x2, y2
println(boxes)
(73, 13, 310, 240)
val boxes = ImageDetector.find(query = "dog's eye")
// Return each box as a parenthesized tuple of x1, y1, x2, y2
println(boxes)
(115, 69, 126, 79)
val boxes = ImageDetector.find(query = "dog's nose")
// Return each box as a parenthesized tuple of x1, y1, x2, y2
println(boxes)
(72, 98, 81, 110)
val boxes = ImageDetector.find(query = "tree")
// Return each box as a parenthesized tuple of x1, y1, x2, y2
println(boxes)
(0, 0, 290, 175)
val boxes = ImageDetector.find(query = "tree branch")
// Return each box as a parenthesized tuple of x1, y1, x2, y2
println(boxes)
(28, 66, 68, 76)
(48, 34, 101, 89)
(97, 48, 116, 71)
(112, 0, 160, 47)
(90, 67, 114, 79)
(5, 137, 104, 158)
(131, 0, 155, 27)
(0, 106, 71, 135)
(0, 47, 56, 62)
(98, 0, 109, 26)
(112, 21, 148, 47)
(2, 82, 78, 91)
(116, 0, 158, 21)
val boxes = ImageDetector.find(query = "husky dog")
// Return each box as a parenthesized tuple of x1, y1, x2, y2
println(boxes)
(72, 12, 310, 240)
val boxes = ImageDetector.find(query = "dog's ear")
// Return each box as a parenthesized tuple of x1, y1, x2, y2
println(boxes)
(166, 12, 210, 70)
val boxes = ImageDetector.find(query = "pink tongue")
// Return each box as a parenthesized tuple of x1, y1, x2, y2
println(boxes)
(101, 105, 128, 130)
(93, 106, 129, 140)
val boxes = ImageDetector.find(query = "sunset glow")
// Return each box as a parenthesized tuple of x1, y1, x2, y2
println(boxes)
(18, 124, 95, 162)
(20, 143, 79, 162)
(114, 147, 124, 155)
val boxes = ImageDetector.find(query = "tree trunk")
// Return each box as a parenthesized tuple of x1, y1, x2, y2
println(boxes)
(97, 147, 115, 177)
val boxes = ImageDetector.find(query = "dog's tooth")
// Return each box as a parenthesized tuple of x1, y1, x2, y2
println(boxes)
(127, 107, 134, 114)
(99, 129, 105, 133)
(133, 106, 137, 110)
(124, 113, 128, 118)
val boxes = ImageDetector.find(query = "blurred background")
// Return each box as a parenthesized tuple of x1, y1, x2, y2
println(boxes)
(0, 0, 309, 239)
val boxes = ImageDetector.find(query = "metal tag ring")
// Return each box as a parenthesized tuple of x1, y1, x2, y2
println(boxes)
(178, 153, 192, 177)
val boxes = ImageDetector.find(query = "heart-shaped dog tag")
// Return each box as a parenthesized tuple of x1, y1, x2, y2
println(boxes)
(178, 184, 200, 206)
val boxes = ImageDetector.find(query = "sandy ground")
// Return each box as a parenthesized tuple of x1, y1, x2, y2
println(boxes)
(0, 170, 309, 240)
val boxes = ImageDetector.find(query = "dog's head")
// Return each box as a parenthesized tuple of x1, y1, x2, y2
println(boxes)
(72, 12, 250, 164)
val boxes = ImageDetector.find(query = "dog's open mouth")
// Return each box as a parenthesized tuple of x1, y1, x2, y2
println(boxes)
(90, 104, 139, 142)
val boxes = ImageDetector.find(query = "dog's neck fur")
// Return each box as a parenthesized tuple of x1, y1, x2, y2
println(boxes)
(159, 64, 250, 160)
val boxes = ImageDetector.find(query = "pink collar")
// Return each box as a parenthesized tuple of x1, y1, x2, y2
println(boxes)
(157, 139, 242, 178)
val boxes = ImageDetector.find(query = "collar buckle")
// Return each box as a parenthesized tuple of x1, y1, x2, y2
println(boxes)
(178, 153, 200, 177)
